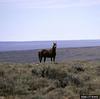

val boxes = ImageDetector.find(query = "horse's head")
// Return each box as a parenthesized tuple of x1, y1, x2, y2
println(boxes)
(53, 42, 57, 49)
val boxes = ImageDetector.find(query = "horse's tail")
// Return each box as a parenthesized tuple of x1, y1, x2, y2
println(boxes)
(38, 51, 42, 63)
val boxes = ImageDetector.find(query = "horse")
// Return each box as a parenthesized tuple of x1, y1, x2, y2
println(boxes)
(38, 43, 57, 63)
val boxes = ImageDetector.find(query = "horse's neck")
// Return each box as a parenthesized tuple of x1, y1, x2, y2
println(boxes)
(52, 47, 56, 54)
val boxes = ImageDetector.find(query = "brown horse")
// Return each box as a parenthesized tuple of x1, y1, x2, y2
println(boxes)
(38, 43, 57, 63)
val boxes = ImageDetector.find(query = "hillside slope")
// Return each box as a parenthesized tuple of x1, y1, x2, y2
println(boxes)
(0, 47, 100, 63)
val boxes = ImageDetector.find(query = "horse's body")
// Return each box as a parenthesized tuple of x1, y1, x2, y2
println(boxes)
(38, 43, 57, 63)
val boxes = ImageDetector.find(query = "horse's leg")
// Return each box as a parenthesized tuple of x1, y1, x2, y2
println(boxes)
(53, 56, 55, 62)
(44, 57, 46, 63)
(38, 52, 42, 63)
(51, 57, 52, 62)
(40, 57, 42, 63)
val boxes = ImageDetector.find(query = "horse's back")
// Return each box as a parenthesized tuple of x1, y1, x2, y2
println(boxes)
(39, 49, 51, 57)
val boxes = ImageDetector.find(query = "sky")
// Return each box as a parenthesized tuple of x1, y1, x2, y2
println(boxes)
(0, 0, 100, 41)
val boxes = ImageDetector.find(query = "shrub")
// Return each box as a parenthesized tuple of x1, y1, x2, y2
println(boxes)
(0, 76, 15, 96)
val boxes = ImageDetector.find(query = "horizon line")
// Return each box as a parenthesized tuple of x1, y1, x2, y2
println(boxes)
(0, 39, 100, 42)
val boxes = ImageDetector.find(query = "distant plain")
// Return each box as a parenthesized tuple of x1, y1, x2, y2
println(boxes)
(0, 46, 100, 63)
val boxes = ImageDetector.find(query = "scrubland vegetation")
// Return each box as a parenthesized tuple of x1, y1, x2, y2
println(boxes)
(0, 60, 100, 99)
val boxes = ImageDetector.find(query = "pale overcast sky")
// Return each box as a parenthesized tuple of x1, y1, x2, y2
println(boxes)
(0, 0, 100, 41)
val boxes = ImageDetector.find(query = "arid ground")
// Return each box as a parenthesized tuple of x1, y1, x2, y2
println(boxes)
(0, 46, 100, 63)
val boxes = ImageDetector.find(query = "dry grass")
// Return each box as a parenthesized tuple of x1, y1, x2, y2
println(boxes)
(0, 60, 100, 99)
